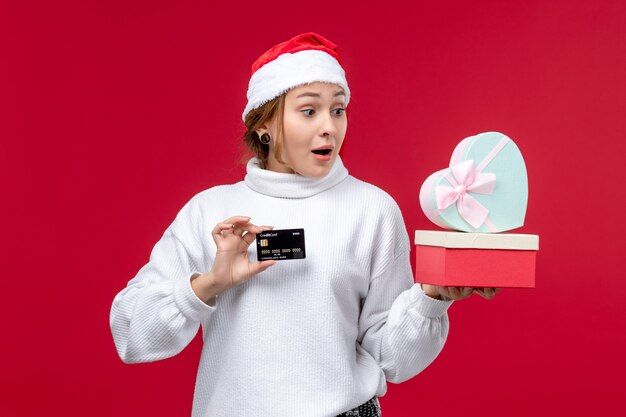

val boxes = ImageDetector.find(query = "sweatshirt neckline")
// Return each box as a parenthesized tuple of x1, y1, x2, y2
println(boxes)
(244, 157, 349, 198)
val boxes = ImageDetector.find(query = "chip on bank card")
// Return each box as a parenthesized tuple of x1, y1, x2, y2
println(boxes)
(256, 228, 306, 261)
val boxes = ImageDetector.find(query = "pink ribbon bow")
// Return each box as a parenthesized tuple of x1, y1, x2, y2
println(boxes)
(435, 160, 496, 229)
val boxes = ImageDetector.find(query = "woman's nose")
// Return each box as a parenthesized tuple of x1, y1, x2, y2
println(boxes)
(320, 112, 337, 137)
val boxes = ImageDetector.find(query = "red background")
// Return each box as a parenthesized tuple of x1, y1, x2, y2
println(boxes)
(2, 1, 626, 416)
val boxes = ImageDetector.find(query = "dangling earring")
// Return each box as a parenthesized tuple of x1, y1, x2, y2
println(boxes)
(259, 133, 271, 145)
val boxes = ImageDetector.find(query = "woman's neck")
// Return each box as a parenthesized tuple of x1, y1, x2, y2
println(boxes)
(244, 156, 349, 199)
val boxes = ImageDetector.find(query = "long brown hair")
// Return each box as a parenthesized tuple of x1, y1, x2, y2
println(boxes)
(242, 94, 287, 169)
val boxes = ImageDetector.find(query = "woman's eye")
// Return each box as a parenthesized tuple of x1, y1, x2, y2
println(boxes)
(302, 109, 315, 116)
(333, 108, 346, 116)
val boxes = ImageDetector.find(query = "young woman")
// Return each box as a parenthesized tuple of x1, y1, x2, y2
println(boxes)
(110, 32, 498, 417)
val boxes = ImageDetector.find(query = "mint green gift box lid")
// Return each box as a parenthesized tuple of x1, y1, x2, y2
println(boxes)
(419, 132, 528, 233)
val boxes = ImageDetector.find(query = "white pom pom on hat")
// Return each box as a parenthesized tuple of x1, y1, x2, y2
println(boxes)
(242, 32, 350, 122)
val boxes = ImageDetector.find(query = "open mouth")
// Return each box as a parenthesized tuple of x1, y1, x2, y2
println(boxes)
(311, 149, 332, 156)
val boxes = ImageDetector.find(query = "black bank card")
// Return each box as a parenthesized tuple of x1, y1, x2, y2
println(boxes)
(256, 228, 306, 261)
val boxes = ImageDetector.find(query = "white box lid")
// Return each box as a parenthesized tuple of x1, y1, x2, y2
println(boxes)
(415, 230, 539, 250)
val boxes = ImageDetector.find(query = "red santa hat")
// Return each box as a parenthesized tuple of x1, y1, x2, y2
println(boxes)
(242, 32, 351, 121)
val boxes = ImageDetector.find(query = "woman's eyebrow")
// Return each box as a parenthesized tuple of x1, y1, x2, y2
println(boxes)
(296, 92, 321, 99)
(295, 89, 346, 99)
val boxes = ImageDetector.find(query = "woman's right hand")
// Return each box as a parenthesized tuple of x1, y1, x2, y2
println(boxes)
(191, 216, 276, 303)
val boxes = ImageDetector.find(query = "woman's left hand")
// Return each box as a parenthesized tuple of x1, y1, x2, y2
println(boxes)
(421, 284, 501, 301)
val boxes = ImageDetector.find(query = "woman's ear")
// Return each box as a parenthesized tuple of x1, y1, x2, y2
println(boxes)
(255, 122, 272, 138)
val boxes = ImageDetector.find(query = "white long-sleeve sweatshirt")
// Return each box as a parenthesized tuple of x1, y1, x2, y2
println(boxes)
(110, 157, 453, 417)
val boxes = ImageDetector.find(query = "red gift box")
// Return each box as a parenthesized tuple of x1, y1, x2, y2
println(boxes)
(414, 231, 539, 288)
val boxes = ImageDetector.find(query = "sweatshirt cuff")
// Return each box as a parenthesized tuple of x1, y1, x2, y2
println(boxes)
(173, 271, 216, 321)
(410, 284, 453, 318)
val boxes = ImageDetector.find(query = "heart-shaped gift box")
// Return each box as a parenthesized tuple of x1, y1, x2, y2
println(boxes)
(419, 132, 528, 233)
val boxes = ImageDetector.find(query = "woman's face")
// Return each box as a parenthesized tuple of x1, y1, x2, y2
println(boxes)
(264, 82, 347, 178)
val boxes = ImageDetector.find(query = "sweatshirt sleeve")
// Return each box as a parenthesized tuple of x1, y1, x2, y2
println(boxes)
(110, 197, 216, 364)
(357, 198, 453, 384)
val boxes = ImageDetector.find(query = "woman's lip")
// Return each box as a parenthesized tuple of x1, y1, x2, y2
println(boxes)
(311, 151, 332, 161)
